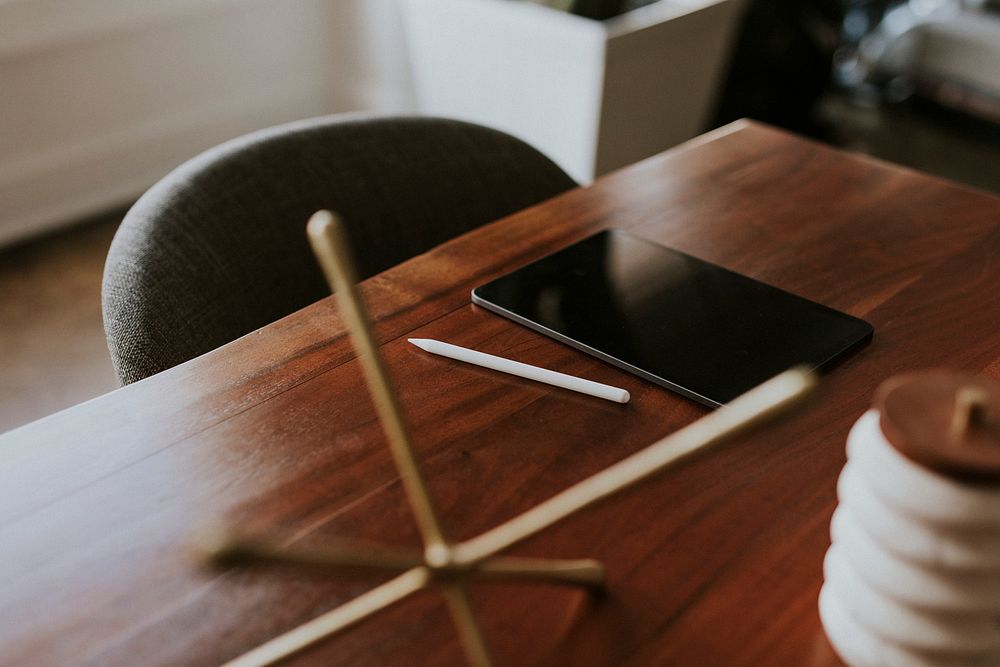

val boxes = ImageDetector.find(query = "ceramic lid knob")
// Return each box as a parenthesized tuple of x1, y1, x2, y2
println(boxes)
(876, 371, 1000, 483)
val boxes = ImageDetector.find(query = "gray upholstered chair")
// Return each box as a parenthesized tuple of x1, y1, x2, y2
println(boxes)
(102, 115, 576, 385)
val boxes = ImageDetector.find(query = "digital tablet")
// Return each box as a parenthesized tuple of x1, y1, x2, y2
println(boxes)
(471, 229, 873, 407)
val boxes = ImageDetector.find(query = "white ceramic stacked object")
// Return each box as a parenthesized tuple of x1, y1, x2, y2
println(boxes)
(820, 409, 1000, 667)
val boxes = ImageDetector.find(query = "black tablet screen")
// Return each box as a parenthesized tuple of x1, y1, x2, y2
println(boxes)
(471, 229, 872, 407)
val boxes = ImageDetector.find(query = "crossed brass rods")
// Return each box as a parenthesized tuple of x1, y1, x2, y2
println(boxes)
(205, 210, 816, 667)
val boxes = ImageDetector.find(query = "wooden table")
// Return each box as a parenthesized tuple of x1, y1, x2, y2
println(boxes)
(2, 121, 998, 667)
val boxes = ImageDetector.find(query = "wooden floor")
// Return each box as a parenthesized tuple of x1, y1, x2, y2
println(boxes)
(0, 212, 124, 433)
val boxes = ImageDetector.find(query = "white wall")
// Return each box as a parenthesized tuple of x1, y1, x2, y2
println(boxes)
(0, 0, 415, 246)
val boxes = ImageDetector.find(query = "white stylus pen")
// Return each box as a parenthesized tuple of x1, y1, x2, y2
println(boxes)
(408, 338, 630, 404)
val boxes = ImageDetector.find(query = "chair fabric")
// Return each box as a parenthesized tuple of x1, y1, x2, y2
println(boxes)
(102, 115, 576, 385)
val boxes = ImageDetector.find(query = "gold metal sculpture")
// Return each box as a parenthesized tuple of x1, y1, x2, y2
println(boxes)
(200, 210, 817, 667)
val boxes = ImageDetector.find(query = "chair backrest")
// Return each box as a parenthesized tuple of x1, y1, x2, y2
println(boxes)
(102, 115, 576, 385)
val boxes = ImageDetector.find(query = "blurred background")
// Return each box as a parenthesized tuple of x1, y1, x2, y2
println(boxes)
(1, 0, 998, 432)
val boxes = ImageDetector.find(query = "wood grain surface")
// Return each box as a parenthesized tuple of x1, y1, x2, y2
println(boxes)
(1, 120, 998, 667)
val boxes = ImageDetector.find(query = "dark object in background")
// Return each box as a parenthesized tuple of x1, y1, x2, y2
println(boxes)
(569, 0, 628, 19)
(712, 0, 845, 138)
(832, 0, 928, 104)
(567, 0, 659, 20)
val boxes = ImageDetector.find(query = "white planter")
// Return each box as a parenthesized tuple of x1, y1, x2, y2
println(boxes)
(400, 0, 744, 182)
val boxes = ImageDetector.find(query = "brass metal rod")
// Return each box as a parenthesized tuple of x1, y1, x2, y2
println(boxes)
(202, 533, 604, 588)
(441, 581, 494, 667)
(951, 386, 989, 439)
(222, 566, 431, 667)
(307, 211, 448, 554)
(474, 556, 605, 588)
(452, 368, 815, 565)
(235, 214, 819, 667)
(200, 535, 424, 573)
